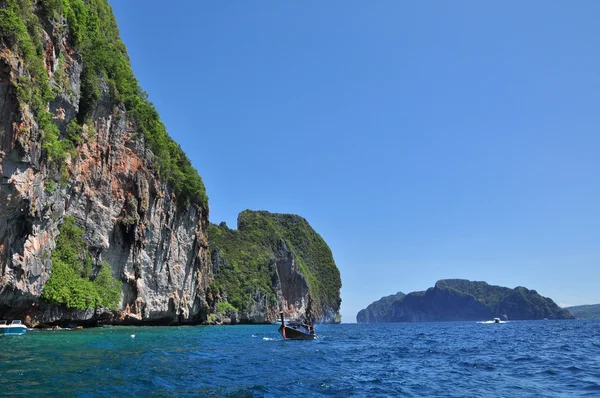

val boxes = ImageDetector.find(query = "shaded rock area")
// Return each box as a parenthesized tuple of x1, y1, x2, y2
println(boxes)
(207, 211, 342, 325)
(356, 292, 406, 323)
(274, 239, 310, 321)
(357, 279, 574, 323)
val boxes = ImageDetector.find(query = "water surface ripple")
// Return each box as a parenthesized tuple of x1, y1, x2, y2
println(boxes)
(1, 320, 599, 397)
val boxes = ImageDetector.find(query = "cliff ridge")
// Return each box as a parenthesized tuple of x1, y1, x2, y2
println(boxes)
(208, 210, 342, 324)
(357, 279, 573, 322)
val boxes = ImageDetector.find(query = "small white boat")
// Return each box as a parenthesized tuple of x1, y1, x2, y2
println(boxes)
(493, 317, 501, 323)
(0, 320, 28, 335)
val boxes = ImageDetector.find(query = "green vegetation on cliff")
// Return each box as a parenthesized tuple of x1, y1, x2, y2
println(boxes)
(0, 0, 207, 209)
(208, 210, 342, 317)
(208, 220, 278, 313)
(435, 279, 574, 320)
(434, 279, 513, 308)
(41, 216, 122, 310)
(565, 304, 600, 319)
(0, 0, 68, 166)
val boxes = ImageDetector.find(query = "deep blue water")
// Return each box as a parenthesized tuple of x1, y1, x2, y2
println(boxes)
(1, 320, 599, 397)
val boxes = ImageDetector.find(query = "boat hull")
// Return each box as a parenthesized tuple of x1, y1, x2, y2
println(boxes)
(278, 325, 317, 340)
(0, 326, 27, 336)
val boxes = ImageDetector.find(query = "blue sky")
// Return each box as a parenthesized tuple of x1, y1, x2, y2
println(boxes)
(109, 1, 600, 322)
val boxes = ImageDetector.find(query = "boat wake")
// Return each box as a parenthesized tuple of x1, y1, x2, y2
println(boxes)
(477, 320, 507, 324)
(263, 337, 274, 341)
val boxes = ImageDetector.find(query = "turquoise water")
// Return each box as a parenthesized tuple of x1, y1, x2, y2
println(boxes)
(1, 320, 599, 397)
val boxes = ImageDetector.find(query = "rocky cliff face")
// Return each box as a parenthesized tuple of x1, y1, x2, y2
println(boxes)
(273, 239, 311, 321)
(0, 1, 340, 328)
(0, 1, 211, 326)
(208, 238, 310, 325)
(356, 292, 405, 323)
(357, 279, 574, 322)
(207, 211, 342, 325)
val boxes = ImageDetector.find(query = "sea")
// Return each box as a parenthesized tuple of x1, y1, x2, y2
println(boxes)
(1, 320, 599, 397)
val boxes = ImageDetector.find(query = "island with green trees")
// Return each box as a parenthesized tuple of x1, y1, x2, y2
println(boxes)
(357, 279, 574, 322)
(565, 304, 600, 319)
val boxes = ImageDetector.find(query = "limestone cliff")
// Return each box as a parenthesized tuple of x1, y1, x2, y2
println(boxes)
(356, 292, 405, 323)
(357, 279, 574, 322)
(207, 211, 342, 324)
(0, 0, 211, 326)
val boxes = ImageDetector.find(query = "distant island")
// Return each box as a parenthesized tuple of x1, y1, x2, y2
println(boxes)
(357, 279, 574, 322)
(565, 304, 600, 319)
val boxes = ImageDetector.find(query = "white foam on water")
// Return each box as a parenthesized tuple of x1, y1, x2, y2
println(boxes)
(263, 337, 274, 341)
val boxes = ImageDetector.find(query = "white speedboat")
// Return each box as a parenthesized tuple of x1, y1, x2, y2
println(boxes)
(493, 317, 501, 323)
(0, 320, 27, 335)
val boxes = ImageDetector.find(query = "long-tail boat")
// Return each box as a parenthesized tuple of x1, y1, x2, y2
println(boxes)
(277, 312, 318, 340)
